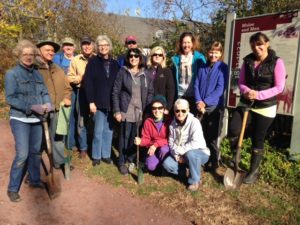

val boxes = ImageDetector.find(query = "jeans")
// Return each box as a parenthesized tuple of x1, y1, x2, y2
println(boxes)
(8, 119, 42, 192)
(162, 149, 209, 184)
(118, 121, 137, 166)
(48, 112, 65, 166)
(66, 89, 78, 150)
(145, 145, 169, 171)
(92, 110, 113, 160)
(77, 88, 89, 151)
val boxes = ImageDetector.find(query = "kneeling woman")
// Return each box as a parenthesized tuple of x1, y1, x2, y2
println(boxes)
(134, 95, 170, 171)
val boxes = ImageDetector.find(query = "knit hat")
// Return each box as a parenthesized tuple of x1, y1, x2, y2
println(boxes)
(151, 95, 167, 108)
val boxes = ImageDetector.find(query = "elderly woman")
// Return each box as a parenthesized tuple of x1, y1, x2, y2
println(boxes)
(171, 32, 206, 114)
(147, 46, 175, 114)
(162, 99, 210, 191)
(112, 48, 154, 175)
(5, 40, 52, 202)
(134, 95, 170, 171)
(84, 35, 120, 166)
(228, 32, 286, 184)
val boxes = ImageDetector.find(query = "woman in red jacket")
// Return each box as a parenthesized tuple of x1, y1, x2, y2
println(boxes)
(134, 95, 170, 171)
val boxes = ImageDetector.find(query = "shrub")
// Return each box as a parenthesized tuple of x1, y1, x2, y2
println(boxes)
(220, 138, 300, 192)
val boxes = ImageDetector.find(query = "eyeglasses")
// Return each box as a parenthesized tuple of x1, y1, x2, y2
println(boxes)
(22, 53, 35, 57)
(126, 41, 136, 45)
(129, 54, 139, 59)
(152, 53, 163, 57)
(152, 106, 164, 111)
(99, 44, 109, 47)
(175, 109, 187, 114)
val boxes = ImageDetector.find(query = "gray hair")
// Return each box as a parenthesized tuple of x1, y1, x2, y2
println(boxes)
(174, 98, 190, 110)
(95, 35, 113, 54)
(13, 40, 38, 58)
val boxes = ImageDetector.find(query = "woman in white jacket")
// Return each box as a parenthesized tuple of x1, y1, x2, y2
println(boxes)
(162, 98, 210, 191)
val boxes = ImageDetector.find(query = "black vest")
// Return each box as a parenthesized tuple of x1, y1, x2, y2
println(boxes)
(240, 49, 278, 108)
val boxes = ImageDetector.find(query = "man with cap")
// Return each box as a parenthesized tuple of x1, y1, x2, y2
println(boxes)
(67, 36, 95, 158)
(53, 37, 76, 75)
(117, 35, 139, 67)
(53, 37, 77, 150)
(36, 39, 72, 169)
(134, 95, 171, 172)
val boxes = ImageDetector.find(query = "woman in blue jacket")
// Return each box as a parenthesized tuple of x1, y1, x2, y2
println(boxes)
(194, 41, 228, 173)
(5, 40, 52, 202)
(172, 32, 206, 114)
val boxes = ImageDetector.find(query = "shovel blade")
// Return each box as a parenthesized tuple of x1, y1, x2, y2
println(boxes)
(45, 172, 61, 199)
(223, 167, 246, 190)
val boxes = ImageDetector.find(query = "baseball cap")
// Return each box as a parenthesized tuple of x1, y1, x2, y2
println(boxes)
(62, 37, 75, 46)
(125, 36, 137, 44)
(81, 36, 93, 45)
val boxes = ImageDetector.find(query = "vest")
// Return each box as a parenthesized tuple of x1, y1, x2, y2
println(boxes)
(240, 49, 278, 108)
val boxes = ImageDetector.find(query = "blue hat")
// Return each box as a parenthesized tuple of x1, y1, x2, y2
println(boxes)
(151, 95, 167, 108)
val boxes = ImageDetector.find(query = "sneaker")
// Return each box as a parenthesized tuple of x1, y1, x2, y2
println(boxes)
(102, 158, 112, 164)
(79, 151, 87, 159)
(7, 191, 21, 202)
(187, 183, 200, 192)
(29, 182, 45, 189)
(92, 159, 101, 167)
(128, 163, 136, 173)
(119, 165, 128, 175)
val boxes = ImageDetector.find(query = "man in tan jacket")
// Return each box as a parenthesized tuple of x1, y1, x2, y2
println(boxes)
(36, 39, 72, 169)
(67, 36, 95, 158)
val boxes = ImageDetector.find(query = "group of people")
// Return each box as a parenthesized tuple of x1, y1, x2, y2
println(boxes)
(5, 31, 286, 202)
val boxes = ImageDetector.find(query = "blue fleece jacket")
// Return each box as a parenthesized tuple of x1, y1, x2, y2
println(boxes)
(194, 61, 228, 107)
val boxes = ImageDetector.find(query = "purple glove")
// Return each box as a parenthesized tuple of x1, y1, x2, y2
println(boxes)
(45, 103, 54, 112)
(30, 104, 46, 115)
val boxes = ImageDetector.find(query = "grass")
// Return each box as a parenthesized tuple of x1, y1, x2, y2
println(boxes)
(71, 150, 300, 225)
(1, 95, 299, 225)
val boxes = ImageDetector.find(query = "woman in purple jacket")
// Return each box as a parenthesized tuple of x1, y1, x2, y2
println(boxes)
(194, 41, 228, 173)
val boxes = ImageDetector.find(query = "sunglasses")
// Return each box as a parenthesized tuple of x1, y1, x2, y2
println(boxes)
(152, 53, 163, 57)
(152, 106, 164, 111)
(129, 54, 139, 59)
(175, 109, 187, 114)
(127, 41, 136, 45)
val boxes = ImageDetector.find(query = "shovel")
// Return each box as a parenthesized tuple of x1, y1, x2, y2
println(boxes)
(223, 108, 249, 190)
(42, 115, 62, 199)
(135, 108, 144, 184)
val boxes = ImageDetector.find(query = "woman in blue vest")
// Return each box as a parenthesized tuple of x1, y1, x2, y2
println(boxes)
(171, 32, 206, 114)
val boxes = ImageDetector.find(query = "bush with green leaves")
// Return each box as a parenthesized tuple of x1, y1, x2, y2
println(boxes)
(220, 138, 300, 192)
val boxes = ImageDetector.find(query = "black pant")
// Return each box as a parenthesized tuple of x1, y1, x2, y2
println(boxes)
(228, 107, 274, 150)
(201, 107, 224, 167)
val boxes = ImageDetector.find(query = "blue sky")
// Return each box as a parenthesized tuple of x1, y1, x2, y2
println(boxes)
(104, 0, 154, 18)
(104, 0, 215, 23)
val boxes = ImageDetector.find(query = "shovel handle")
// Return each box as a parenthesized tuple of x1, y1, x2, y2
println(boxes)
(237, 110, 249, 148)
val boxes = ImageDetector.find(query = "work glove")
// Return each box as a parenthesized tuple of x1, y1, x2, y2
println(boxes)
(30, 104, 46, 115)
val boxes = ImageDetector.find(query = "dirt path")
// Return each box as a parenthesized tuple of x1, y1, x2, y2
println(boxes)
(0, 120, 190, 225)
